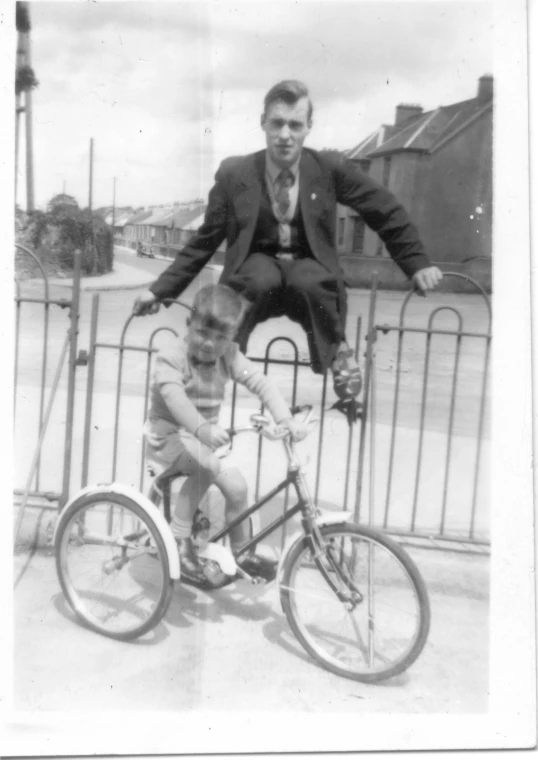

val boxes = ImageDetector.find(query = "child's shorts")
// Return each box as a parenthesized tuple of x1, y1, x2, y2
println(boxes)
(143, 418, 217, 478)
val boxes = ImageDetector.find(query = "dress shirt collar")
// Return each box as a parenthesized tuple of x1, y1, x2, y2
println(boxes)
(265, 152, 300, 184)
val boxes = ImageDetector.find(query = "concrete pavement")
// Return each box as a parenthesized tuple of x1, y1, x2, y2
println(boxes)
(47, 244, 218, 291)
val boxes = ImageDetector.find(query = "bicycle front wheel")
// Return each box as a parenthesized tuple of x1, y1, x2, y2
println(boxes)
(55, 492, 174, 640)
(280, 523, 430, 682)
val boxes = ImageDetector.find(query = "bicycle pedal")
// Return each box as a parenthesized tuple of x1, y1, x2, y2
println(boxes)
(235, 565, 265, 585)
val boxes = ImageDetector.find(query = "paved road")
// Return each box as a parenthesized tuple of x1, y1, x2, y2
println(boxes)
(13, 546, 488, 714)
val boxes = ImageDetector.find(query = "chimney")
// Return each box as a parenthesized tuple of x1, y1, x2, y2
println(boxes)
(395, 103, 423, 126)
(477, 74, 493, 100)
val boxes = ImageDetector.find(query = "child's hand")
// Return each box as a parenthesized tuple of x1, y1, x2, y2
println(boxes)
(277, 418, 309, 442)
(197, 423, 230, 450)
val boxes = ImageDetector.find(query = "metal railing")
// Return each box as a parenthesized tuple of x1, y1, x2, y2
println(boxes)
(13, 245, 82, 540)
(359, 272, 491, 545)
(77, 277, 490, 550)
(15, 259, 491, 552)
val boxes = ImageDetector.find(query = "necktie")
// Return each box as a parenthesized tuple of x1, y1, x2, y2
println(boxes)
(275, 169, 294, 217)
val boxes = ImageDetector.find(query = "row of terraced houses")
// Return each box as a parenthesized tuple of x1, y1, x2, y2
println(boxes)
(106, 75, 493, 291)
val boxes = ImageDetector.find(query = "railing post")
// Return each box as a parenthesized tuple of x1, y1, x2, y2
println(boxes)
(60, 249, 82, 508)
(354, 272, 378, 524)
(81, 293, 99, 488)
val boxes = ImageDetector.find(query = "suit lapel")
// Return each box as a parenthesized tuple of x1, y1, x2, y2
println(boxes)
(299, 150, 325, 258)
(231, 151, 264, 265)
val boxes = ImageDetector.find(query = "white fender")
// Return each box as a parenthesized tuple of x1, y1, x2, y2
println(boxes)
(197, 542, 238, 576)
(54, 482, 181, 580)
(276, 510, 354, 587)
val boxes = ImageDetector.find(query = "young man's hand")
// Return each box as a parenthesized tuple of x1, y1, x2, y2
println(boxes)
(197, 423, 230, 450)
(133, 290, 161, 316)
(277, 418, 309, 442)
(412, 266, 443, 295)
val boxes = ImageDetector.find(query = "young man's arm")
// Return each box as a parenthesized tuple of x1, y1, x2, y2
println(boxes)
(331, 152, 442, 291)
(133, 162, 232, 316)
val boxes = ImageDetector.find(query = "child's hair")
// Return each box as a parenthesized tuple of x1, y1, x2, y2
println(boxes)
(190, 284, 248, 332)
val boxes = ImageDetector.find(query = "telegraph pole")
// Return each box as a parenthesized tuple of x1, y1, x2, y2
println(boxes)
(88, 138, 94, 211)
(15, 2, 36, 212)
(112, 176, 116, 229)
(88, 138, 97, 274)
(23, 22, 35, 211)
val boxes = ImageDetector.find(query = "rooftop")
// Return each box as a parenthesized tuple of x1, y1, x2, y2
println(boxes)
(347, 76, 493, 160)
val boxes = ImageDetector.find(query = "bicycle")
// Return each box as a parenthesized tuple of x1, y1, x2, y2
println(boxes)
(54, 405, 430, 683)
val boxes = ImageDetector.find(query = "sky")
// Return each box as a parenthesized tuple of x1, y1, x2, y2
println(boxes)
(15, 0, 493, 210)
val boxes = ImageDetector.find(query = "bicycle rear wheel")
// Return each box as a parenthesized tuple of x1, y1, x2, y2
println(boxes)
(55, 492, 174, 640)
(280, 523, 430, 682)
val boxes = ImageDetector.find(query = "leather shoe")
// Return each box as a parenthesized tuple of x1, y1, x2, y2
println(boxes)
(176, 537, 209, 587)
(236, 551, 278, 582)
(332, 346, 362, 400)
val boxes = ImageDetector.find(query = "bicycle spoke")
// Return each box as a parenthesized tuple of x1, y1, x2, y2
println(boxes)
(280, 525, 430, 681)
(56, 494, 173, 640)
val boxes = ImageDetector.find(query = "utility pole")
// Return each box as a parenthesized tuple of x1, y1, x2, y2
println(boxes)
(88, 138, 97, 274)
(112, 176, 116, 230)
(111, 176, 117, 265)
(15, 2, 36, 212)
(23, 22, 35, 211)
(88, 138, 94, 211)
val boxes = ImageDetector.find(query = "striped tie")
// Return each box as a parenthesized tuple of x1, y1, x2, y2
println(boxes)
(275, 169, 294, 216)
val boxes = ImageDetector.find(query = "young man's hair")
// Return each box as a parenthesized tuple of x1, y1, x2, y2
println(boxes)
(190, 284, 248, 332)
(262, 80, 313, 122)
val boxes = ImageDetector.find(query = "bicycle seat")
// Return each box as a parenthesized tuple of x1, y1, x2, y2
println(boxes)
(148, 464, 189, 487)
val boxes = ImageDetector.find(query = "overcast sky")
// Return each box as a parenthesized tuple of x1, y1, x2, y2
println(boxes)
(18, 0, 493, 210)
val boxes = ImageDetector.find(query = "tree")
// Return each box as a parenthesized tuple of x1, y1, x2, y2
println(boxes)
(46, 193, 79, 214)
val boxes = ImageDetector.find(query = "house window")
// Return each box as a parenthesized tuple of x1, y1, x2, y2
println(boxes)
(338, 218, 345, 246)
(353, 218, 365, 254)
(382, 157, 392, 187)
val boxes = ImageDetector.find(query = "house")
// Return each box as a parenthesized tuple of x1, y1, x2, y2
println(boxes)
(339, 75, 493, 291)
(116, 202, 209, 256)
(151, 204, 207, 255)
(110, 209, 134, 237)
(122, 208, 153, 246)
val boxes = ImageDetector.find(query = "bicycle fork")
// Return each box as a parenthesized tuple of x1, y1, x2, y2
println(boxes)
(305, 523, 364, 610)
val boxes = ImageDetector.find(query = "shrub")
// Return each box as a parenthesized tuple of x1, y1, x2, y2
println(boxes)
(17, 207, 113, 277)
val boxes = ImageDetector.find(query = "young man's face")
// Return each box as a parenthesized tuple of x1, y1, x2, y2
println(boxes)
(261, 96, 312, 169)
(187, 317, 235, 363)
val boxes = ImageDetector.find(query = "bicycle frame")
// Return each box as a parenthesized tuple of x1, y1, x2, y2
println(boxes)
(158, 432, 360, 604)
(211, 469, 307, 557)
(159, 438, 313, 559)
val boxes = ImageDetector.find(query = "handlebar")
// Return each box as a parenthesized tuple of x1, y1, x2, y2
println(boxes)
(215, 404, 317, 458)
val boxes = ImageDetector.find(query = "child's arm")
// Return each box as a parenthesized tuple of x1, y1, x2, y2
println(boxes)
(154, 348, 229, 448)
(229, 349, 307, 441)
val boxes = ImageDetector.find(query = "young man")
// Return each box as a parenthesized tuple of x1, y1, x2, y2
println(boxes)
(144, 284, 307, 587)
(134, 80, 442, 399)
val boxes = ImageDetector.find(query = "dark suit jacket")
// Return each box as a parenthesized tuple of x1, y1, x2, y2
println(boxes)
(150, 148, 431, 299)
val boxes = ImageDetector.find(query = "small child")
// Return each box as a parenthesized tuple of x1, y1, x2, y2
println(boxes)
(144, 283, 307, 587)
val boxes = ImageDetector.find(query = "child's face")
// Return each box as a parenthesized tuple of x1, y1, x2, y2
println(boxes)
(187, 317, 236, 363)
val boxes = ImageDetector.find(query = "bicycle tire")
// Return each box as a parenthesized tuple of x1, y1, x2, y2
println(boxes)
(280, 523, 430, 682)
(55, 491, 174, 641)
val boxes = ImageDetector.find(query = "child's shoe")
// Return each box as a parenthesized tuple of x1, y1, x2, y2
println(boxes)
(236, 551, 278, 583)
(176, 537, 210, 587)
